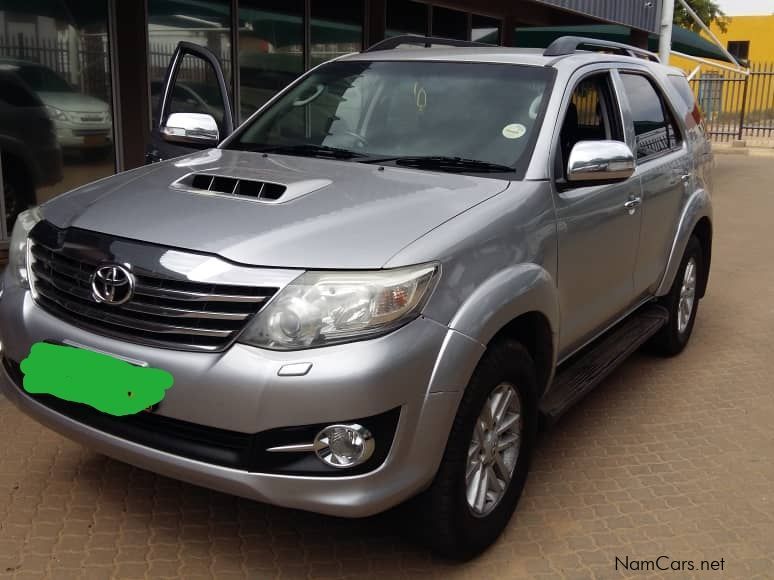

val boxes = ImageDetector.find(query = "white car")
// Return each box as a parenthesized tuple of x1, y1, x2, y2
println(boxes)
(1, 59, 112, 152)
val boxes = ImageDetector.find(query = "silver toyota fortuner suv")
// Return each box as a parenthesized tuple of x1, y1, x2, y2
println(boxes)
(1, 36, 713, 559)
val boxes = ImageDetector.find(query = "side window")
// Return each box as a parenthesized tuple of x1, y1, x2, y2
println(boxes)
(620, 73, 682, 160)
(167, 54, 229, 134)
(558, 72, 622, 179)
(668, 74, 706, 133)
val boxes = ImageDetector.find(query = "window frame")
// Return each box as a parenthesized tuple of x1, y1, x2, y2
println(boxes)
(550, 67, 628, 189)
(224, 59, 557, 179)
(616, 69, 686, 165)
(727, 40, 750, 62)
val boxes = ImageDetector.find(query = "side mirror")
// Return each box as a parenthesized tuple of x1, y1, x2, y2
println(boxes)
(161, 112, 219, 146)
(567, 140, 635, 184)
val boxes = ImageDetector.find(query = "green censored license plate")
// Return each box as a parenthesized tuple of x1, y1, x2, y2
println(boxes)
(20, 342, 174, 417)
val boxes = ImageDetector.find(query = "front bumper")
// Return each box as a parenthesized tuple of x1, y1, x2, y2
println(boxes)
(0, 276, 470, 517)
(55, 120, 112, 149)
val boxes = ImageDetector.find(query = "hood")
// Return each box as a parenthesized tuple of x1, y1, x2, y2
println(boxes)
(41, 149, 510, 269)
(38, 91, 110, 113)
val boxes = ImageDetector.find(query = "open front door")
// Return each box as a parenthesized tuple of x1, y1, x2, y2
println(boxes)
(146, 42, 235, 163)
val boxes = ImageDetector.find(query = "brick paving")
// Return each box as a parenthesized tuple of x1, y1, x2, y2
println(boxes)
(1, 156, 773, 579)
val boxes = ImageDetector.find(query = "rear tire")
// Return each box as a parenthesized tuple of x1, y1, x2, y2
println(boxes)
(648, 236, 703, 356)
(414, 340, 538, 561)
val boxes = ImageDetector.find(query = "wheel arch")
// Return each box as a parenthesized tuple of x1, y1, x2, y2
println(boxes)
(488, 311, 555, 398)
(432, 264, 559, 399)
(692, 216, 712, 298)
(656, 189, 713, 297)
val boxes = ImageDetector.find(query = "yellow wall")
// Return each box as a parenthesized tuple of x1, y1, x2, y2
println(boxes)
(710, 15, 774, 63)
(669, 16, 774, 122)
(671, 14, 774, 71)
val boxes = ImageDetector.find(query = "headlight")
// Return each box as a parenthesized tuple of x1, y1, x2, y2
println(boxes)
(45, 105, 69, 122)
(239, 264, 439, 350)
(9, 207, 43, 288)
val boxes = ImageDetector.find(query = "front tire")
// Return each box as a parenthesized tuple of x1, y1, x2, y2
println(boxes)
(415, 340, 538, 560)
(649, 236, 703, 356)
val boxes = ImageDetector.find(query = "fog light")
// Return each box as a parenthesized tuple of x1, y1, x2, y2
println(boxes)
(313, 424, 375, 468)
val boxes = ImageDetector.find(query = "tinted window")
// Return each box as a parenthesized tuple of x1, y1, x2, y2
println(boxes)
(166, 54, 228, 133)
(471, 15, 501, 44)
(621, 73, 681, 160)
(0, 0, 115, 235)
(668, 75, 697, 111)
(310, 0, 364, 68)
(239, 0, 303, 121)
(148, 0, 232, 118)
(386, 0, 428, 37)
(668, 74, 705, 130)
(432, 6, 467, 40)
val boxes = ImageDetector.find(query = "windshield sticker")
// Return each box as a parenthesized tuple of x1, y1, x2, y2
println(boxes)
(413, 82, 427, 112)
(502, 123, 527, 140)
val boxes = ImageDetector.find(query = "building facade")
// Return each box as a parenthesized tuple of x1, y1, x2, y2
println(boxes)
(0, 0, 663, 242)
(710, 14, 774, 64)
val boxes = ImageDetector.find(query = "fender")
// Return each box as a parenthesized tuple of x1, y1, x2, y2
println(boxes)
(427, 263, 559, 394)
(655, 187, 713, 297)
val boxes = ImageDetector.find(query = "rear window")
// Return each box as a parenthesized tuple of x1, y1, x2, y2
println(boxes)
(668, 74, 698, 110)
(668, 74, 705, 129)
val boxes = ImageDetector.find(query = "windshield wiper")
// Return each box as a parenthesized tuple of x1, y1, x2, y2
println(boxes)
(233, 143, 367, 160)
(362, 156, 514, 173)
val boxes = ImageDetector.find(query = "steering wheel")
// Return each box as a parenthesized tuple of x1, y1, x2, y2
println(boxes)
(293, 84, 325, 107)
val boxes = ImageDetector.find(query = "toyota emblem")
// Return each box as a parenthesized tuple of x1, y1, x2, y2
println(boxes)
(90, 264, 135, 305)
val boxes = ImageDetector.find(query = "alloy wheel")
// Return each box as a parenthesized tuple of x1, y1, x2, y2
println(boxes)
(678, 257, 697, 334)
(465, 382, 523, 517)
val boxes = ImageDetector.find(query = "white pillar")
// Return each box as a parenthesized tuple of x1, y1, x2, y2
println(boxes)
(659, 0, 676, 64)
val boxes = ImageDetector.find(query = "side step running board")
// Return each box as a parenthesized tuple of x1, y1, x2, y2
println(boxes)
(540, 305, 669, 424)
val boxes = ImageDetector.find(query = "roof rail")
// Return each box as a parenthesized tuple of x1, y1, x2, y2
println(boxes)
(365, 34, 494, 52)
(544, 36, 660, 63)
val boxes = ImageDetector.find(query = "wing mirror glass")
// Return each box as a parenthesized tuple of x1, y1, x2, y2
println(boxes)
(567, 140, 636, 183)
(161, 112, 219, 146)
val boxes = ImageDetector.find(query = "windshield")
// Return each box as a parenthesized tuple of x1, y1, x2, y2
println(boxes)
(16, 65, 74, 93)
(227, 60, 554, 173)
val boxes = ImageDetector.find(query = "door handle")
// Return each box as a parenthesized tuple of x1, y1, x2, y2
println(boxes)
(624, 197, 642, 215)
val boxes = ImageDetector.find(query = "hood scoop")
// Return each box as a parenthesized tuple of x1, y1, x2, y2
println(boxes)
(171, 172, 332, 203)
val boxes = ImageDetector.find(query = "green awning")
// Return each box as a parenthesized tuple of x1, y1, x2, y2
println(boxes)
(514, 24, 732, 63)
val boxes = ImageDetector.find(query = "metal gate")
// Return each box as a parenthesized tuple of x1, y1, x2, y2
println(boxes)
(690, 62, 774, 143)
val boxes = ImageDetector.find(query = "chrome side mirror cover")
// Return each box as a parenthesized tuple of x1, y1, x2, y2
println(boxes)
(161, 113, 220, 146)
(567, 140, 636, 183)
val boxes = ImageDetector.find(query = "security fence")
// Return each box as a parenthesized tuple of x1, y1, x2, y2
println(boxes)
(148, 42, 232, 87)
(690, 62, 774, 143)
(0, 33, 112, 104)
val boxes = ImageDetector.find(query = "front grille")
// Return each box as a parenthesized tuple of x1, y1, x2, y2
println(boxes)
(29, 238, 276, 352)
